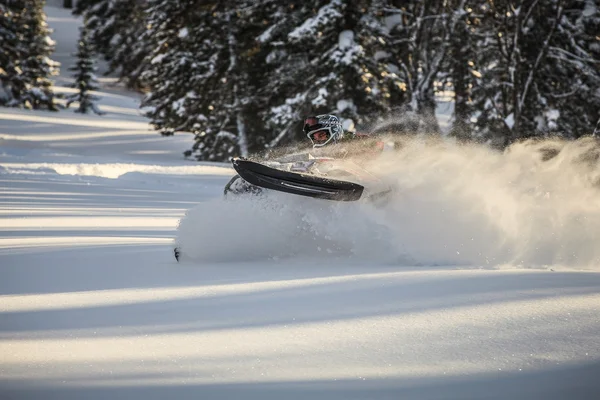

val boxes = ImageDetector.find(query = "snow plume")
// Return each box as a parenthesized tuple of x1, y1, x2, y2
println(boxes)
(355, 135, 600, 269)
(176, 192, 395, 263)
(177, 135, 600, 270)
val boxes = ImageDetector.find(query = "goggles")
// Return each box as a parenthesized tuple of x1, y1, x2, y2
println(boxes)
(308, 128, 335, 147)
(304, 118, 335, 147)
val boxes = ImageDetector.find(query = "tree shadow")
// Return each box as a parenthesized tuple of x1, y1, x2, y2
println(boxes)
(2, 269, 599, 338)
(1, 360, 599, 400)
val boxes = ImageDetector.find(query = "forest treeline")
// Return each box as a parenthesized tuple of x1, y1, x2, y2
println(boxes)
(2, 1, 599, 160)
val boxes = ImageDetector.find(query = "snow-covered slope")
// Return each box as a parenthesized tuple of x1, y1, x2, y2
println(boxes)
(0, 4, 599, 400)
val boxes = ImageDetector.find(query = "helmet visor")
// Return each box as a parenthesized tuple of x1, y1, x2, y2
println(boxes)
(303, 117, 322, 134)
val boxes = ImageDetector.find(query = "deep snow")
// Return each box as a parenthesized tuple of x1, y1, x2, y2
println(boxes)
(1, 3, 599, 400)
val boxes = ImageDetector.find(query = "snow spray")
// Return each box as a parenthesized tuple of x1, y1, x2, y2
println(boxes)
(357, 135, 600, 269)
(177, 134, 600, 270)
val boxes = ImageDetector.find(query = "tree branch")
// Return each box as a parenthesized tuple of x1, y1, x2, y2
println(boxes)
(548, 85, 580, 99)
(518, 1, 564, 110)
(521, 0, 540, 30)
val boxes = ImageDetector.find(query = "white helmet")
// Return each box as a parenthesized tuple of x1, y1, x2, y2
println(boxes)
(303, 114, 344, 147)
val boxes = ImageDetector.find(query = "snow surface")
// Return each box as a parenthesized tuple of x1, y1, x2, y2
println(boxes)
(178, 27, 189, 39)
(257, 24, 277, 43)
(338, 30, 354, 49)
(1, 4, 600, 400)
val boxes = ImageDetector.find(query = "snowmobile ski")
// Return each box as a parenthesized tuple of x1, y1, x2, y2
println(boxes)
(232, 158, 364, 201)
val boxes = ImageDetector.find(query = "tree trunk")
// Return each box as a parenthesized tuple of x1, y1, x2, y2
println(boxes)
(236, 111, 248, 157)
(418, 93, 440, 134)
(450, 20, 471, 142)
(63, 0, 73, 8)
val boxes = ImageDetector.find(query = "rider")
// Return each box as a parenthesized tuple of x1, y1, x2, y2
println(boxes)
(303, 114, 385, 156)
(224, 114, 345, 196)
(224, 114, 381, 196)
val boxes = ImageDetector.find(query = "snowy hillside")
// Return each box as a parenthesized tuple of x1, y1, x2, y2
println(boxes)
(1, 4, 600, 400)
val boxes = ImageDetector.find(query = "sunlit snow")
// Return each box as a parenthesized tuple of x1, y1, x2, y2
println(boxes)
(1, 3, 599, 400)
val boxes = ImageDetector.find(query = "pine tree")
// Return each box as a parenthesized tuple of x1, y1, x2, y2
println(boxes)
(140, 1, 227, 153)
(73, 0, 149, 90)
(0, 0, 58, 110)
(0, 1, 25, 105)
(142, 0, 421, 160)
(138, 0, 597, 160)
(141, 0, 271, 160)
(66, 22, 103, 114)
(20, 0, 59, 110)
(141, 0, 410, 160)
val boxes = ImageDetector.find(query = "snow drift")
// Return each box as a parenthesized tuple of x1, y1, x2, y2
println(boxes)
(177, 135, 600, 269)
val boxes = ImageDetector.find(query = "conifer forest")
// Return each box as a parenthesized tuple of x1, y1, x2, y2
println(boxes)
(2, 0, 599, 161)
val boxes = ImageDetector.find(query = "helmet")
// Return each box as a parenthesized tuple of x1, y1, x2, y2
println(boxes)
(303, 114, 344, 147)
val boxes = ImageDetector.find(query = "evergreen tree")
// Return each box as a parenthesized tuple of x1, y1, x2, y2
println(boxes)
(20, 0, 59, 109)
(140, 1, 231, 159)
(141, 0, 407, 160)
(66, 22, 104, 115)
(138, 0, 598, 159)
(0, 1, 25, 105)
(0, 0, 58, 110)
(73, 0, 149, 90)
(141, 0, 275, 160)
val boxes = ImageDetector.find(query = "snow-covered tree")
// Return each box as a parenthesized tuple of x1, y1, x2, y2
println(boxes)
(138, 0, 598, 159)
(141, 0, 408, 160)
(141, 0, 281, 160)
(0, 0, 58, 110)
(141, 1, 232, 159)
(539, 0, 600, 139)
(468, 0, 600, 145)
(261, 0, 406, 147)
(20, 0, 59, 109)
(382, 0, 469, 133)
(445, 0, 479, 141)
(0, 1, 24, 105)
(73, 0, 149, 90)
(139, 0, 212, 137)
(66, 21, 104, 114)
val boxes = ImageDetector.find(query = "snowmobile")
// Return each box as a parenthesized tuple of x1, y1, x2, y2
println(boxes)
(173, 152, 392, 262)
(223, 124, 400, 202)
(174, 113, 398, 261)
